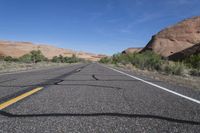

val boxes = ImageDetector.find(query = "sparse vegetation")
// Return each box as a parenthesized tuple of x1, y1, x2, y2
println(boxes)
(99, 51, 200, 77)
(161, 62, 185, 76)
(19, 53, 33, 63)
(51, 54, 83, 63)
(1, 50, 47, 63)
(4, 56, 19, 62)
(130, 51, 162, 71)
(30, 50, 47, 63)
(184, 54, 200, 69)
(190, 69, 200, 76)
(0, 50, 85, 73)
(99, 57, 112, 64)
(1, 50, 84, 64)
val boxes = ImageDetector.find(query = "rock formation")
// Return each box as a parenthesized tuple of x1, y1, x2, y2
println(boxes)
(142, 16, 200, 58)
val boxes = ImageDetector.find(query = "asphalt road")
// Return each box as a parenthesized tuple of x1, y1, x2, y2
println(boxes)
(0, 63, 200, 132)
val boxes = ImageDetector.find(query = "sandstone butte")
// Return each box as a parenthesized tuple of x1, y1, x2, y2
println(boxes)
(142, 16, 200, 59)
(123, 16, 200, 60)
(0, 40, 106, 61)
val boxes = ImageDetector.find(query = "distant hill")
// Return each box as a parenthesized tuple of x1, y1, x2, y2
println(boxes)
(0, 40, 106, 61)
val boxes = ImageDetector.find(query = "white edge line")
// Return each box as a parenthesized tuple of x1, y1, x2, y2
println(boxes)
(102, 64, 200, 105)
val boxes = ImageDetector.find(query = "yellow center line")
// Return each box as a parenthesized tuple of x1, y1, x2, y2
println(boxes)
(0, 87, 43, 110)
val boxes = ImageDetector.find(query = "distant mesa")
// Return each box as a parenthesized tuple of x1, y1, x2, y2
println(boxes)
(0, 40, 106, 61)
(123, 16, 200, 60)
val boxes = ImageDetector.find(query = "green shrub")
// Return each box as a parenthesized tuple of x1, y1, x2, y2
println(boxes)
(102, 51, 162, 71)
(4, 56, 19, 62)
(99, 57, 111, 64)
(59, 55, 65, 63)
(190, 69, 200, 76)
(51, 54, 80, 63)
(19, 54, 32, 63)
(18, 50, 46, 63)
(162, 63, 173, 75)
(111, 53, 121, 64)
(70, 54, 79, 63)
(162, 62, 185, 76)
(64, 54, 79, 63)
(100, 51, 192, 76)
(129, 51, 162, 71)
(184, 54, 200, 70)
(30, 50, 46, 63)
(172, 62, 185, 75)
(51, 56, 60, 63)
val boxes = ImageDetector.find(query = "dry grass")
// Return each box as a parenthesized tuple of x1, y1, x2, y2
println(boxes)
(0, 61, 71, 73)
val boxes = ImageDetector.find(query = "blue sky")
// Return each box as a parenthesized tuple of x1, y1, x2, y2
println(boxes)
(0, 0, 200, 55)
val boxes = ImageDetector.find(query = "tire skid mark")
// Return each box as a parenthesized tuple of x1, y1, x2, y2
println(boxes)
(0, 64, 89, 104)
(92, 74, 99, 80)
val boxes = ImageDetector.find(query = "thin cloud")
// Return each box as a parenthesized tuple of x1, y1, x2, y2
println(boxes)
(89, 1, 115, 22)
(119, 13, 161, 33)
(166, 0, 198, 5)
(107, 18, 122, 23)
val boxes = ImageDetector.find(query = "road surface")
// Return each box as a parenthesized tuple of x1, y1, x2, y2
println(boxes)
(0, 63, 200, 132)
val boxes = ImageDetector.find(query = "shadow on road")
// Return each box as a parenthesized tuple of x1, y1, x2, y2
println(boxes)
(0, 110, 199, 125)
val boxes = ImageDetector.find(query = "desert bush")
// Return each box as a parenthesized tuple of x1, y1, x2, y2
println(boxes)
(30, 50, 46, 63)
(63, 54, 79, 63)
(19, 54, 32, 63)
(101, 51, 162, 71)
(99, 51, 191, 76)
(162, 62, 173, 75)
(190, 69, 200, 76)
(99, 57, 112, 64)
(69, 54, 79, 63)
(51, 56, 60, 63)
(18, 50, 46, 63)
(4, 56, 19, 62)
(174, 62, 186, 75)
(184, 54, 200, 70)
(130, 51, 162, 71)
(52, 54, 80, 63)
(162, 62, 185, 76)
(111, 53, 121, 64)
(111, 53, 132, 64)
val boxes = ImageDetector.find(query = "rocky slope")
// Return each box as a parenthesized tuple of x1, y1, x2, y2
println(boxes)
(0, 40, 105, 61)
(122, 48, 143, 54)
(142, 16, 200, 58)
(169, 43, 200, 60)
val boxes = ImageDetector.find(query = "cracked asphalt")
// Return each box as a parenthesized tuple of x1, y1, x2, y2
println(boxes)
(0, 63, 200, 132)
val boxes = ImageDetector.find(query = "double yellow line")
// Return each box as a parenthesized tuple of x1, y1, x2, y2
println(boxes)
(0, 87, 43, 110)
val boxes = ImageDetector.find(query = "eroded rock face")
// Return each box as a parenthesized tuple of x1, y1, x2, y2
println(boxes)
(142, 16, 200, 58)
(0, 40, 105, 61)
(122, 48, 143, 54)
(169, 43, 200, 60)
